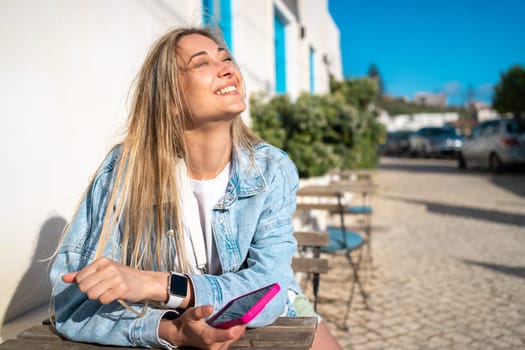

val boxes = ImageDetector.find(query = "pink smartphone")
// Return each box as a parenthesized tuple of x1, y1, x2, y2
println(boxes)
(207, 283, 281, 329)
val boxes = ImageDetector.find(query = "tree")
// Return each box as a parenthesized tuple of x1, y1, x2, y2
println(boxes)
(367, 63, 384, 96)
(492, 65, 525, 119)
(465, 83, 476, 105)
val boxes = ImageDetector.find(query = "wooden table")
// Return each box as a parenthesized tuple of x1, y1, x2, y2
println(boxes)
(296, 182, 376, 212)
(329, 169, 376, 181)
(298, 181, 376, 194)
(0, 317, 317, 350)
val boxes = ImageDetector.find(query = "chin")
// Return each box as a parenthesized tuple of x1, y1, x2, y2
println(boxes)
(229, 102, 247, 115)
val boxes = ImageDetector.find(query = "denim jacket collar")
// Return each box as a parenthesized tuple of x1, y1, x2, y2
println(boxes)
(216, 145, 268, 209)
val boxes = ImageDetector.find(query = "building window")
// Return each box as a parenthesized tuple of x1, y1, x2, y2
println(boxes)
(202, 0, 233, 51)
(274, 9, 287, 94)
(309, 46, 315, 94)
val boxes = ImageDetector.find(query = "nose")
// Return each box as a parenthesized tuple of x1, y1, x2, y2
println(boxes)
(217, 60, 234, 77)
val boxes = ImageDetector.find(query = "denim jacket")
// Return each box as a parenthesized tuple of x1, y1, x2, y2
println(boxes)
(49, 143, 301, 348)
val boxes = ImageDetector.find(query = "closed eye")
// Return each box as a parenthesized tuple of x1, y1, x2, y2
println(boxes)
(193, 60, 209, 68)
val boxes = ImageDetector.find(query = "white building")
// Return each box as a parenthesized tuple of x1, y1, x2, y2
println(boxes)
(0, 0, 342, 338)
(413, 92, 447, 108)
(468, 101, 500, 122)
(378, 110, 459, 132)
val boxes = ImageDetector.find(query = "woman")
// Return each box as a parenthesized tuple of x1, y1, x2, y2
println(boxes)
(50, 27, 342, 349)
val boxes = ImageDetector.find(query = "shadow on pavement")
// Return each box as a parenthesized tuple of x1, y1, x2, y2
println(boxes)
(490, 176, 525, 199)
(379, 157, 525, 199)
(378, 159, 461, 175)
(382, 195, 525, 227)
(462, 259, 525, 280)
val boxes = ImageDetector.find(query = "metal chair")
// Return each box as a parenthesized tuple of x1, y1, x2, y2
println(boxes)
(323, 192, 371, 329)
(292, 231, 330, 311)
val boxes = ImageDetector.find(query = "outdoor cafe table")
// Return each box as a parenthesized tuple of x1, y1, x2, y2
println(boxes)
(296, 181, 378, 261)
(296, 181, 377, 212)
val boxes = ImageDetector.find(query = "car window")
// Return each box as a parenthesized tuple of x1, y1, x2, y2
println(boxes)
(507, 120, 525, 134)
(420, 128, 457, 137)
(471, 125, 482, 139)
(480, 121, 499, 137)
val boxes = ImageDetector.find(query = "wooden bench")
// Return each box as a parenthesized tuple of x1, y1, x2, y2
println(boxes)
(0, 317, 317, 350)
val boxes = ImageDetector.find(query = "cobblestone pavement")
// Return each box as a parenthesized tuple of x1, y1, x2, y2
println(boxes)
(308, 157, 525, 350)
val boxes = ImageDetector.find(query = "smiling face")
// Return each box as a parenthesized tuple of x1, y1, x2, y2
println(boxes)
(177, 34, 246, 127)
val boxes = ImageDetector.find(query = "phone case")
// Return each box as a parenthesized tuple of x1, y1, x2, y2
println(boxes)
(207, 283, 281, 329)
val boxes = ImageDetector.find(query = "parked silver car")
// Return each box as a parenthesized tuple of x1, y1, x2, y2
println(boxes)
(381, 130, 413, 156)
(458, 118, 525, 172)
(409, 126, 464, 158)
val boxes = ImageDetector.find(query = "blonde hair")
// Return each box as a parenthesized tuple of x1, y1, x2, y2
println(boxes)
(62, 27, 261, 315)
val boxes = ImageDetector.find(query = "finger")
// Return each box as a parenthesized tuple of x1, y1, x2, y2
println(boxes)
(76, 268, 115, 295)
(229, 324, 246, 338)
(82, 280, 116, 302)
(189, 305, 214, 320)
(74, 258, 113, 283)
(225, 324, 246, 341)
(205, 325, 244, 344)
(94, 287, 122, 305)
(61, 272, 78, 283)
(78, 261, 127, 295)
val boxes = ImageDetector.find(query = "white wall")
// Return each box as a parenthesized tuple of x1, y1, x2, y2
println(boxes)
(0, 0, 200, 332)
(0, 0, 342, 335)
(298, 0, 342, 93)
(233, 0, 342, 100)
(233, 0, 275, 98)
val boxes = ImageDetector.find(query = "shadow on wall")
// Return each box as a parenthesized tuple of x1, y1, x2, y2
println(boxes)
(2, 216, 66, 323)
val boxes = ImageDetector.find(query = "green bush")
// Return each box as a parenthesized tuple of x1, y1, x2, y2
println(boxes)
(251, 78, 386, 178)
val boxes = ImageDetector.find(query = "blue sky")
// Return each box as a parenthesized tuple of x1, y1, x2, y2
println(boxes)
(328, 0, 525, 106)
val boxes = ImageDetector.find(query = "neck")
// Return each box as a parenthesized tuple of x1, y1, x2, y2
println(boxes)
(185, 126, 232, 180)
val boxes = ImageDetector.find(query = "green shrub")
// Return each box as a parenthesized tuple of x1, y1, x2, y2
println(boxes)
(251, 78, 386, 178)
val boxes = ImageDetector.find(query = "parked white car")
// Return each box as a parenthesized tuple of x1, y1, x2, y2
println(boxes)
(458, 118, 525, 172)
(409, 126, 464, 158)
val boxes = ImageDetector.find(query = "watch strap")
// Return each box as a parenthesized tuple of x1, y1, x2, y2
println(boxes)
(164, 292, 185, 309)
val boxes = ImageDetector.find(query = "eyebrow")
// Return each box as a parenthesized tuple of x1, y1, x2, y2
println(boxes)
(188, 47, 227, 64)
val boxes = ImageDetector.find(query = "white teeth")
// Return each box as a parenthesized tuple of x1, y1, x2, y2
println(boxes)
(216, 86, 237, 95)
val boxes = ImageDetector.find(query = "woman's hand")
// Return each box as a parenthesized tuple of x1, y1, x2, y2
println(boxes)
(61, 257, 169, 305)
(159, 305, 246, 350)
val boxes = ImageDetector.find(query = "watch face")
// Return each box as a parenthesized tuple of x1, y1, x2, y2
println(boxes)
(170, 274, 188, 296)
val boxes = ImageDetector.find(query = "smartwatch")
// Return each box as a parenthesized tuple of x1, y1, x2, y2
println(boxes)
(163, 272, 188, 309)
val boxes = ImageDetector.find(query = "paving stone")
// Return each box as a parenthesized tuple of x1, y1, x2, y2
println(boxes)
(497, 335, 524, 346)
(512, 323, 525, 335)
(348, 325, 368, 335)
(362, 339, 389, 350)
(443, 332, 474, 344)
(426, 336, 452, 349)
(486, 337, 517, 349)
(347, 334, 369, 345)
(376, 328, 397, 338)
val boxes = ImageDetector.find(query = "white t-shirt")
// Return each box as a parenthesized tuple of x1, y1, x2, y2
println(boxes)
(189, 163, 231, 275)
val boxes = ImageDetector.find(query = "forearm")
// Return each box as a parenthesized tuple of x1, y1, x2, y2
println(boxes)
(143, 270, 172, 303)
